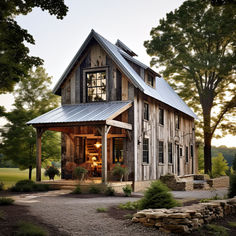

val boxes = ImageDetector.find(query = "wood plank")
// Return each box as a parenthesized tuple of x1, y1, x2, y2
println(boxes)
(108, 102, 132, 120)
(106, 119, 132, 130)
(102, 125, 108, 183)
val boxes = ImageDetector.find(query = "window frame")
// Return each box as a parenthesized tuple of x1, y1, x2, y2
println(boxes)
(143, 138, 149, 164)
(147, 74, 154, 87)
(158, 141, 164, 163)
(159, 108, 164, 125)
(186, 146, 189, 163)
(168, 142, 173, 164)
(144, 102, 149, 121)
(83, 67, 108, 103)
(113, 137, 124, 164)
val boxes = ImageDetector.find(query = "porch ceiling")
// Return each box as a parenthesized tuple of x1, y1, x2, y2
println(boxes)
(27, 101, 132, 130)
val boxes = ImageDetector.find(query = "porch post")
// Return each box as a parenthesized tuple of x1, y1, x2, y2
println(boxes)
(101, 125, 108, 184)
(36, 128, 43, 182)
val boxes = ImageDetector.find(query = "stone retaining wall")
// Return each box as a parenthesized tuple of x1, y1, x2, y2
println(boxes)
(207, 176, 229, 188)
(132, 197, 236, 234)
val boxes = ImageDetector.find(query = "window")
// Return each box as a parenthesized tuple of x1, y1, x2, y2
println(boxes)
(180, 147, 183, 156)
(191, 144, 194, 157)
(147, 74, 154, 87)
(186, 146, 189, 162)
(113, 138, 124, 164)
(159, 141, 164, 163)
(159, 108, 164, 125)
(168, 142, 173, 163)
(144, 102, 149, 120)
(86, 71, 106, 102)
(143, 138, 149, 163)
(175, 114, 180, 129)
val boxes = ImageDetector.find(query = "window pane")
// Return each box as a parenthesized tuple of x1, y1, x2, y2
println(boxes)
(186, 146, 189, 162)
(168, 143, 172, 163)
(159, 141, 164, 163)
(143, 138, 149, 163)
(159, 108, 164, 125)
(113, 138, 124, 164)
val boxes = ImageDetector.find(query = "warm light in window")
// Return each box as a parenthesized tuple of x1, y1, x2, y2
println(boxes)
(94, 142, 102, 148)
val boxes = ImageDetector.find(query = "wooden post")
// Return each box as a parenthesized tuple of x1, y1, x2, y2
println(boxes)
(36, 128, 44, 182)
(101, 125, 110, 184)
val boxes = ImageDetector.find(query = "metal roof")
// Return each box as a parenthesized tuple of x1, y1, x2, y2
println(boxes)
(52, 29, 197, 119)
(27, 101, 132, 125)
(115, 39, 138, 57)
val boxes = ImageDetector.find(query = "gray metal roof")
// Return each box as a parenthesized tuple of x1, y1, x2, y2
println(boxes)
(115, 39, 138, 57)
(27, 101, 132, 125)
(52, 29, 197, 119)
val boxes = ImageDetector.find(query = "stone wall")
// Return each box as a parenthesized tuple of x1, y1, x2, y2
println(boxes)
(207, 176, 229, 188)
(132, 197, 236, 234)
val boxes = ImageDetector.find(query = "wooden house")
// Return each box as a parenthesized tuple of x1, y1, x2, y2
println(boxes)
(27, 30, 198, 191)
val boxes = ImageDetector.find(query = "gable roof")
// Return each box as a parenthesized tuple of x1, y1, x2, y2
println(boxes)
(53, 29, 197, 119)
(115, 39, 138, 57)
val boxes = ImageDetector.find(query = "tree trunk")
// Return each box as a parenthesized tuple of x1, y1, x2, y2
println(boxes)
(29, 165, 32, 180)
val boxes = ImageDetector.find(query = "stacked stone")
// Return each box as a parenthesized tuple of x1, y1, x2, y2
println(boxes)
(132, 197, 236, 234)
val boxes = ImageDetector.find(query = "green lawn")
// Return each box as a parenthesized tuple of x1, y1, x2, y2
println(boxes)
(0, 168, 61, 189)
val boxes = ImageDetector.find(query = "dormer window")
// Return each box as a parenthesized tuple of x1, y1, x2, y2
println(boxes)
(147, 74, 154, 87)
(86, 71, 106, 102)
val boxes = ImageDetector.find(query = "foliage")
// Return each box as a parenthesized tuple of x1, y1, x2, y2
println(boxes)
(203, 224, 229, 236)
(96, 207, 107, 213)
(11, 179, 50, 192)
(0, 197, 14, 205)
(44, 166, 60, 180)
(112, 164, 128, 182)
(72, 185, 82, 194)
(198, 144, 204, 173)
(0, 67, 60, 179)
(118, 201, 139, 210)
(211, 0, 236, 6)
(138, 180, 179, 210)
(212, 146, 236, 167)
(89, 186, 101, 194)
(15, 221, 47, 236)
(73, 166, 88, 181)
(144, 0, 236, 174)
(122, 185, 132, 197)
(0, 0, 68, 93)
(0, 182, 4, 191)
(105, 186, 115, 196)
(228, 172, 236, 198)
(228, 221, 236, 227)
(211, 153, 229, 178)
(232, 154, 236, 171)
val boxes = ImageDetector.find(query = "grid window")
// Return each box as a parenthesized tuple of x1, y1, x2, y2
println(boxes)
(144, 103, 149, 120)
(86, 71, 106, 102)
(159, 141, 164, 163)
(143, 138, 149, 163)
(186, 146, 189, 162)
(159, 108, 164, 125)
(168, 142, 173, 163)
(147, 74, 154, 87)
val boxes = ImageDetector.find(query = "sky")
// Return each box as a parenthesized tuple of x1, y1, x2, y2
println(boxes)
(0, 0, 235, 147)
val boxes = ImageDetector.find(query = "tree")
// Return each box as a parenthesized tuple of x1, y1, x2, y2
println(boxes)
(211, 153, 229, 177)
(211, 0, 236, 6)
(232, 154, 236, 171)
(0, 0, 68, 93)
(144, 0, 236, 174)
(0, 67, 60, 179)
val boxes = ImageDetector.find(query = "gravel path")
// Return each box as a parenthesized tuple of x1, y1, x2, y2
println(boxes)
(15, 191, 167, 236)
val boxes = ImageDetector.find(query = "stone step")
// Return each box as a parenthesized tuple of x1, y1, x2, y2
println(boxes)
(193, 180, 210, 190)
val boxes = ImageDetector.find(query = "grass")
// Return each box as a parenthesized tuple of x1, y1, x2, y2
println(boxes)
(15, 221, 48, 236)
(228, 222, 236, 227)
(203, 224, 229, 236)
(0, 168, 60, 189)
(123, 214, 133, 219)
(118, 201, 139, 210)
(96, 207, 107, 213)
(200, 194, 227, 203)
(0, 197, 14, 205)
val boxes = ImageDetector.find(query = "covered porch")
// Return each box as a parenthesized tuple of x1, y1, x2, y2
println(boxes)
(27, 101, 133, 184)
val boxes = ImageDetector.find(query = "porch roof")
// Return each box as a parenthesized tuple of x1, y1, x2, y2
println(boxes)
(27, 101, 132, 127)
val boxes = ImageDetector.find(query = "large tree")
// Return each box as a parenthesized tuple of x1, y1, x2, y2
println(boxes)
(144, 0, 236, 174)
(0, 67, 60, 179)
(0, 0, 68, 93)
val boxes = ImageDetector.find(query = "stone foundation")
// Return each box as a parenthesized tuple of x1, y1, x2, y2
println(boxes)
(207, 176, 229, 188)
(132, 197, 236, 234)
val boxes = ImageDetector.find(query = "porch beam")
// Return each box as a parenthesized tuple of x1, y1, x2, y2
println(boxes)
(101, 125, 108, 183)
(106, 119, 132, 130)
(36, 128, 45, 182)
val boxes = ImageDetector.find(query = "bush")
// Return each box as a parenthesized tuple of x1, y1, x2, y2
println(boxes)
(211, 153, 229, 178)
(73, 166, 88, 181)
(138, 180, 179, 210)
(44, 166, 60, 180)
(123, 185, 132, 197)
(0, 182, 4, 191)
(112, 164, 128, 182)
(119, 201, 139, 210)
(89, 186, 101, 194)
(11, 180, 50, 192)
(105, 186, 115, 196)
(15, 221, 47, 236)
(0, 197, 14, 205)
(72, 185, 82, 194)
(228, 172, 236, 198)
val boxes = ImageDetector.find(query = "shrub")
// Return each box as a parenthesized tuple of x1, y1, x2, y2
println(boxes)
(15, 221, 47, 236)
(123, 185, 132, 197)
(89, 186, 101, 194)
(119, 201, 139, 210)
(11, 180, 50, 192)
(112, 164, 128, 182)
(33, 184, 50, 192)
(73, 166, 88, 181)
(138, 180, 179, 210)
(0, 197, 14, 205)
(105, 186, 115, 196)
(0, 182, 4, 191)
(44, 166, 60, 180)
(96, 207, 107, 212)
(72, 185, 82, 194)
(211, 153, 229, 178)
(228, 172, 236, 198)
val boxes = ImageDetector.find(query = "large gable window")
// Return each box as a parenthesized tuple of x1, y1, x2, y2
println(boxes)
(86, 71, 106, 102)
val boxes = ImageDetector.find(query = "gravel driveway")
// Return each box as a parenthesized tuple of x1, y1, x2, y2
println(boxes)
(15, 191, 167, 236)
